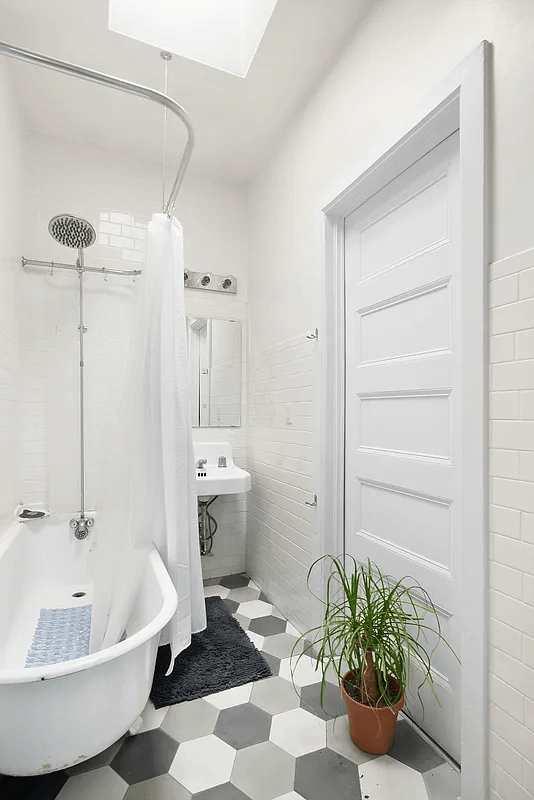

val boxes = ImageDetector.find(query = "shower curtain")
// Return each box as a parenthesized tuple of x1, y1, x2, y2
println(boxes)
(90, 213, 206, 670)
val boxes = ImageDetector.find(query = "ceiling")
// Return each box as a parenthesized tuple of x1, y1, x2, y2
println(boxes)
(0, 0, 369, 183)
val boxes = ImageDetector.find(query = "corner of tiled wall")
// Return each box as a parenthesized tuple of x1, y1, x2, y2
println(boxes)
(488, 246, 534, 799)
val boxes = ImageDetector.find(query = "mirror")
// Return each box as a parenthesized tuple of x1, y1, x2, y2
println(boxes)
(187, 317, 242, 427)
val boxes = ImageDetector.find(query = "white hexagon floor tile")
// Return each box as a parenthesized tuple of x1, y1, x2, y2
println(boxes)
(239, 600, 273, 618)
(279, 655, 320, 687)
(204, 682, 253, 709)
(423, 762, 461, 800)
(169, 734, 236, 794)
(326, 716, 377, 766)
(359, 754, 429, 800)
(270, 708, 326, 757)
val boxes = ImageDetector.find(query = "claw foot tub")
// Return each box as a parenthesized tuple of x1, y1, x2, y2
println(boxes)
(0, 515, 177, 776)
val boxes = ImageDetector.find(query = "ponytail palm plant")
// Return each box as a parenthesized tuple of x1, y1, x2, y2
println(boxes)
(292, 555, 458, 711)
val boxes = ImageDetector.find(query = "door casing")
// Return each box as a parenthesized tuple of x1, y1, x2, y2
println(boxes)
(315, 42, 489, 799)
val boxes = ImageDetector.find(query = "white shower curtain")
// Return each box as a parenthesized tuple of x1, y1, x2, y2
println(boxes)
(90, 213, 206, 670)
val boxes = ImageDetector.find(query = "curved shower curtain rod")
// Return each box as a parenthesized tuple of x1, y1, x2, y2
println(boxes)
(0, 39, 194, 215)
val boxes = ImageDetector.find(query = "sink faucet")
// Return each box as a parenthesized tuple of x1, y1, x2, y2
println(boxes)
(196, 458, 207, 469)
(218, 456, 227, 468)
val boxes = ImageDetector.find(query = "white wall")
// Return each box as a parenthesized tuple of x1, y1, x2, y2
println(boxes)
(247, 1, 534, 796)
(21, 130, 249, 577)
(0, 61, 22, 535)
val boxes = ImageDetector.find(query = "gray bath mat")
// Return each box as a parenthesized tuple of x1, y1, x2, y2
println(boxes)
(25, 605, 92, 667)
(150, 596, 272, 708)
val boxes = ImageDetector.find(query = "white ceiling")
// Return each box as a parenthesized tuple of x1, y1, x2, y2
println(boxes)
(0, 0, 368, 183)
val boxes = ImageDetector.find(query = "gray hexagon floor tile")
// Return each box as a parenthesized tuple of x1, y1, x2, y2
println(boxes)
(214, 703, 272, 749)
(262, 652, 281, 676)
(294, 748, 362, 800)
(300, 681, 346, 721)
(232, 741, 296, 800)
(228, 587, 261, 604)
(124, 773, 191, 799)
(223, 598, 240, 615)
(203, 578, 221, 587)
(251, 676, 300, 715)
(388, 721, 444, 773)
(249, 616, 287, 637)
(220, 574, 250, 590)
(161, 698, 219, 743)
(262, 634, 303, 660)
(111, 730, 178, 785)
(233, 612, 251, 630)
(193, 782, 251, 799)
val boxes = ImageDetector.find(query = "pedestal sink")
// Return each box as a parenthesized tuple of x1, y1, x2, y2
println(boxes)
(193, 442, 251, 496)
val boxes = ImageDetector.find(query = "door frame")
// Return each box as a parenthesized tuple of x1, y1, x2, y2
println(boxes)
(315, 42, 489, 798)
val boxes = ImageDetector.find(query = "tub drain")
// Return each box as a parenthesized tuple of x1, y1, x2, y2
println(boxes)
(72, 592, 86, 598)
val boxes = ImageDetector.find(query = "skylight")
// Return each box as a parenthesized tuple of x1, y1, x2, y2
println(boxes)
(109, 0, 279, 78)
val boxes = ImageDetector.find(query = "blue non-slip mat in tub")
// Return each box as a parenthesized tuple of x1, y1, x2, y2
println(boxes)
(25, 605, 92, 667)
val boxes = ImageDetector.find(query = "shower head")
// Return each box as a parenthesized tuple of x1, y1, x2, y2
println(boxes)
(48, 214, 96, 250)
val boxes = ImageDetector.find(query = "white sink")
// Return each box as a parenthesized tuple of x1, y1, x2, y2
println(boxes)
(193, 442, 251, 496)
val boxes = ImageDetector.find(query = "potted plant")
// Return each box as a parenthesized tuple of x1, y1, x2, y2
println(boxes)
(292, 555, 458, 755)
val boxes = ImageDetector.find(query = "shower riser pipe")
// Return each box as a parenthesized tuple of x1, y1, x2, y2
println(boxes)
(78, 249, 85, 520)
(69, 250, 94, 540)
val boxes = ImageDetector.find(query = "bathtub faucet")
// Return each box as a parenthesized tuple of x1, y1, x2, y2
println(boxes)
(69, 516, 95, 540)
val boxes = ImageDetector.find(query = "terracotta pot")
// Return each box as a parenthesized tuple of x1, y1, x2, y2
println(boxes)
(341, 670, 405, 755)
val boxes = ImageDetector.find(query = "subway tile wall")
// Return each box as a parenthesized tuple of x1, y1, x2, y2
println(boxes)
(489, 247, 534, 799)
(20, 131, 249, 578)
(246, 332, 317, 633)
(0, 62, 22, 535)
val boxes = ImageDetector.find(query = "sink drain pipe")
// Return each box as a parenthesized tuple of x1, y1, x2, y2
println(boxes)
(198, 496, 219, 555)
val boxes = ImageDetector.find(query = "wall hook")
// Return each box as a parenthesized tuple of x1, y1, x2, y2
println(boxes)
(305, 494, 318, 507)
(306, 328, 318, 340)
(50, 261, 54, 276)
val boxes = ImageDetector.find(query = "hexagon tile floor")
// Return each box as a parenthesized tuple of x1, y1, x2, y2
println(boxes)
(0, 574, 461, 800)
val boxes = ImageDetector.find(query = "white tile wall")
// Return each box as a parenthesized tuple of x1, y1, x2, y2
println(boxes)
(20, 131, 249, 576)
(0, 62, 22, 535)
(489, 246, 534, 798)
(246, 332, 317, 632)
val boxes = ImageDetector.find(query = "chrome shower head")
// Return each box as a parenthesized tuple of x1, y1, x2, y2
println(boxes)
(48, 214, 96, 249)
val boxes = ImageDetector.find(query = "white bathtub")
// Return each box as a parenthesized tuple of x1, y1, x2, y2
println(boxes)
(0, 515, 177, 776)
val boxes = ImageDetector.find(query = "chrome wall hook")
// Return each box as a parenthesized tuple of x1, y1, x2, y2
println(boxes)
(305, 494, 318, 507)
(306, 328, 318, 340)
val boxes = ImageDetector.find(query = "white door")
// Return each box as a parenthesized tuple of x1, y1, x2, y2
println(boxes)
(344, 131, 461, 762)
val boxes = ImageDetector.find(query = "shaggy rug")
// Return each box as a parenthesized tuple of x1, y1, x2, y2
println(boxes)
(150, 596, 272, 708)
